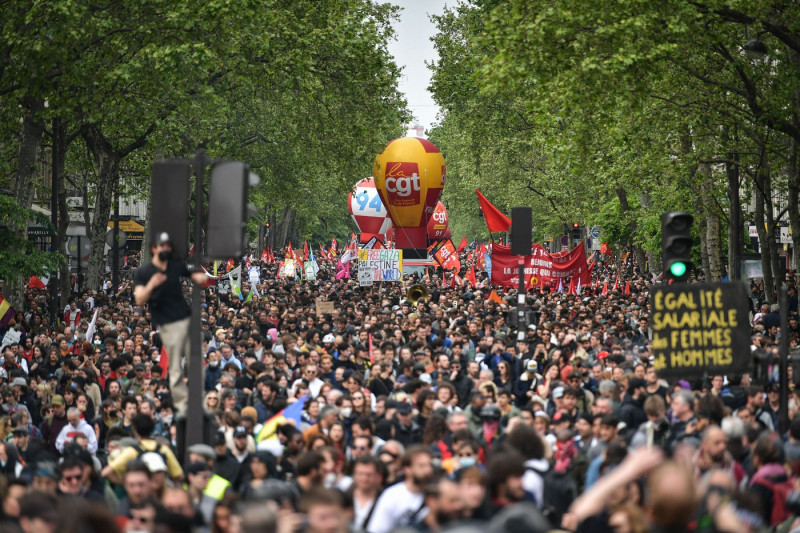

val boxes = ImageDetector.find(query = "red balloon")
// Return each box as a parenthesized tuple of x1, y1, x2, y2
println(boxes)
(427, 201, 450, 240)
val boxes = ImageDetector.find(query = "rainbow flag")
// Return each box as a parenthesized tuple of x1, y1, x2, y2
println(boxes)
(256, 394, 308, 443)
(0, 296, 14, 329)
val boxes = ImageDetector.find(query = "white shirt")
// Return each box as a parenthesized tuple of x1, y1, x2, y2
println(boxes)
(55, 419, 98, 454)
(367, 482, 427, 533)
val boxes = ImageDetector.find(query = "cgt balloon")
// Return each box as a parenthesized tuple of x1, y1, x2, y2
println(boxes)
(373, 137, 445, 252)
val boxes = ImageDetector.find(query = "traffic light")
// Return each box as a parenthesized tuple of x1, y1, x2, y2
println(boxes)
(571, 223, 581, 241)
(207, 161, 259, 259)
(150, 161, 191, 257)
(662, 211, 693, 281)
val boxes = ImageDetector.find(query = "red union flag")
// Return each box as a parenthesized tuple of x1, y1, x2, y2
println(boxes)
(383, 162, 421, 206)
(432, 239, 460, 271)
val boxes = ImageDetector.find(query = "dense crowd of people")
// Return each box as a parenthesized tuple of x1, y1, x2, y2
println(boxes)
(0, 240, 799, 533)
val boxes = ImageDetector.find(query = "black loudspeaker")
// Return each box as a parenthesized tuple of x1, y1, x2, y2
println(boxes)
(510, 207, 532, 256)
(150, 161, 192, 258)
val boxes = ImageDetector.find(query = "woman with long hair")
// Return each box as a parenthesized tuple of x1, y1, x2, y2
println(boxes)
(204, 390, 221, 415)
(328, 421, 347, 455)
(240, 451, 276, 500)
(415, 389, 436, 429)
(494, 360, 514, 392)
(537, 363, 560, 398)
(211, 493, 240, 533)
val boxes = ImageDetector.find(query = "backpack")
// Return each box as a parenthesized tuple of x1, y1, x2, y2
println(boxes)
(751, 475, 793, 525)
(131, 441, 169, 468)
(527, 465, 577, 528)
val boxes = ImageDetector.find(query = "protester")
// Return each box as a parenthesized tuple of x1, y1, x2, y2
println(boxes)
(0, 243, 797, 533)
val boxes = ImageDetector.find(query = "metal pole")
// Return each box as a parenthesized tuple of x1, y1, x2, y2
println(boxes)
(186, 150, 206, 456)
(517, 257, 527, 341)
(112, 194, 119, 294)
(779, 284, 789, 434)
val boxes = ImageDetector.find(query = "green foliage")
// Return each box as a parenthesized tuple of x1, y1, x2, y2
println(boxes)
(0, 196, 62, 282)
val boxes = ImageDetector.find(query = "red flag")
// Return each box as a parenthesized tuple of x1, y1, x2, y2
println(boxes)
(303, 240, 309, 261)
(601, 281, 609, 296)
(568, 276, 577, 295)
(28, 276, 46, 290)
(624, 280, 631, 295)
(612, 276, 620, 292)
(188, 244, 195, 256)
(286, 241, 294, 259)
(458, 236, 467, 253)
(600, 242, 610, 256)
(260, 249, 269, 263)
(475, 189, 511, 233)
(442, 271, 447, 287)
(226, 258, 234, 271)
(466, 265, 477, 287)
(158, 346, 169, 379)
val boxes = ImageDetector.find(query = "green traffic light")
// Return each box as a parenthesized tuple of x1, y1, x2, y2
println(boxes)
(669, 261, 687, 277)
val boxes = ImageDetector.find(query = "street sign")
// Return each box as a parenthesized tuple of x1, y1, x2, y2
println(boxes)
(105, 229, 127, 248)
(560, 235, 569, 246)
(591, 227, 600, 238)
(650, 282, 751, 379)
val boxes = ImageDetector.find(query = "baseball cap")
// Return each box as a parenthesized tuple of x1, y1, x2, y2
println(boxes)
(419, 373, 432, 384)
(155, 232, 172, 245)
(480, 404, 502, 421)
(215, 328, 226, 337)
(233, 426, 249, 438)
(50, 395, 64, 406)
(552, 386, 565, 399)
(323, 334, 336, 344)
(12, 377, 27, 388)
(396, 402, 413, 415)
(134, 363, 146, 372)
(12, 426, 28, 436)
(597, 350, 610, 360)
(526, 360, 538, 372)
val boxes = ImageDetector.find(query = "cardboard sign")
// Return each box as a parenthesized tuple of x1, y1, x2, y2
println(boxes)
(650, 282, 751, 379)
(357, 249, 402, 282)
(315, 299, 335, 315)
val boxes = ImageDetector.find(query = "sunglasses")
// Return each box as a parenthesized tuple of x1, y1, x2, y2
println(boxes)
(63, 475, 82, 482)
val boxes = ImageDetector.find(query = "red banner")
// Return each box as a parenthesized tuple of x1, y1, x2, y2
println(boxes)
(490, 243, 593, 288)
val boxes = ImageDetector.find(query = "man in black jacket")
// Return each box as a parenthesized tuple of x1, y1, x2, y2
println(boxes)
(618, 377, 648, 431)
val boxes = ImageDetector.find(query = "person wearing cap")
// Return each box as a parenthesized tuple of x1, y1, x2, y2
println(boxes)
(393, 402, 422, 447)
(134, 231, 207, 417)
(514, 359, 542, 406)
(42, 394, 69, 457)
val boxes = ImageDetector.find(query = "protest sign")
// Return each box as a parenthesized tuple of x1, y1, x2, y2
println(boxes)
(649, 283, 751, 379)
(357, 249, 403, 282)
(315, 298, 335, 315)
(304, 261, 316, 281)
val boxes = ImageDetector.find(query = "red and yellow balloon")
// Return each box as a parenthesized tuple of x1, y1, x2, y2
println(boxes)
(373, 137, 445, 250)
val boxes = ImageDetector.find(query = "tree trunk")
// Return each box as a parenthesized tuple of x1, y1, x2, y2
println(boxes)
(81, 125, 121, 292)
(727, 146, 742, 280)
(754, 149, 775, 303)
(790, 136, 800, 274)
(697, 163, 724, 281)
(5, 97, 45, 309)
(54, 119, 71, 307)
